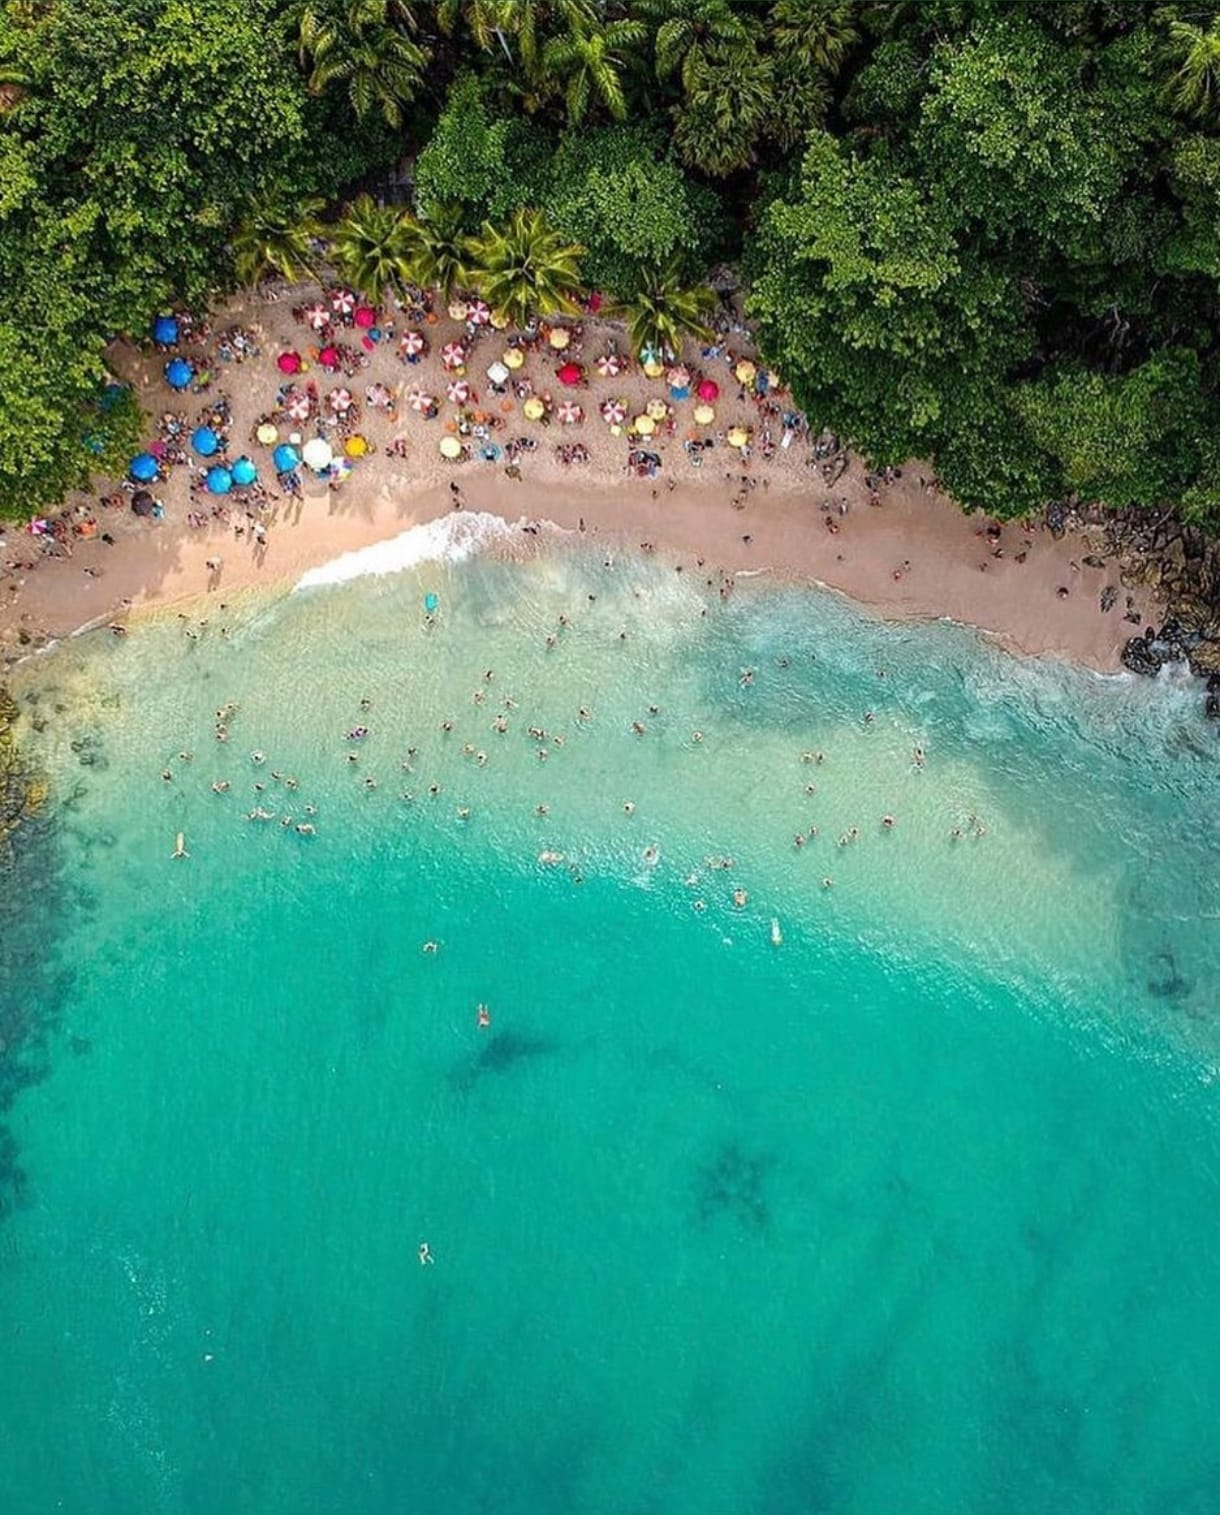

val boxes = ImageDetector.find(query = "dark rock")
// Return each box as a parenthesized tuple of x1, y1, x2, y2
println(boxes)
(1207, 694, 1220, 721)
(1046, 501, 1068, 539)
(1099, 585, 1118, 613)
(1083, 554, 1106, 569)
(1121, 636, 1164, 677)
(1187, 640, 1220, 679)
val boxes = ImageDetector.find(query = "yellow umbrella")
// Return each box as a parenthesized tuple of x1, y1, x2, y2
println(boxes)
(642, 359, 664, 379)
(734, 359, 757, 384)
(503, 347, 525, 369)
(439, 435, 463, 459)
(727, 425, 749, 448)
(646, 398, 668, 420)
(634, 414, 656, 436)
(256, 422, 278, 445)
(523, 396, 546, 420)
(448, 300, 468, 321)
(694, 403, 715, 424)
(490, 309, 509, 330)
(344, 434, 368, 457)
(548, 327, 571, 349)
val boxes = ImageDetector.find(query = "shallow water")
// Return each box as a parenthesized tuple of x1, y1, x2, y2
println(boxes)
(2, 520, 1219, 1514)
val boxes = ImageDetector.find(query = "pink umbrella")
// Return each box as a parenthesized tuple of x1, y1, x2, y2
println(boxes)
(407, 389, 436, 412)
(277, 351, 302, 375)
(446, 379, 471, 404)
(467, 299, 491, 326)
(354, 305, 376, 329)
(667, 365, 691, 389)
(329, 387, 354, 413)
(441, 341, 466, 370)
(318, 345, 340, 370)
(331, 288, 356, 316)
(557, 400, 584, 425)
(697, 378, 720, 402)
(595, 353, 621, 378)
(284, 391, 311, 422)
(304, 300, 329, 331)
(600, 398, 626, 425)
(366, 383, 393, 409)
(557, 362, 583, 387)
(400, 330, 425, 357)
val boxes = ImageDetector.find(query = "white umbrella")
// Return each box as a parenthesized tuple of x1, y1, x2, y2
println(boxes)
(441, 341, 466, 370)
(284, 391, 311, 422)
(468, 300, 491, 326)
(446, 379, 471, 404)
(302, 437, 334, 470)
(330, 288, 356, 315)
(408, 389, 436, 412)
(304, 300, 329, 331)
(600, 398, 626, 425)
(486, 360, 510, 385)
(328, 387, 354, 413)
(557, 400, 583, 425)
(400, 330, 425, 356)
(595, 353, 622, 377)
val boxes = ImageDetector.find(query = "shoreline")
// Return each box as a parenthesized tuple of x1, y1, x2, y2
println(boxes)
(0, 286, 1156, 673)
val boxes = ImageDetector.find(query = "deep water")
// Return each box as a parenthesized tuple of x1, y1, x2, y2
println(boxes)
(1, 528, 1219, 1515)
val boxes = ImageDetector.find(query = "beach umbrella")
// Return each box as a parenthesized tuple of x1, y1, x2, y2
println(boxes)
(734, 359, 757, 384)
(489, 308, 509, 329)
(642, 358, 665, 379)
(557, 362, 582, 387)
(302, 437, 334, 471)
(468, 299, 491, 326)
(318, 345, 341, 371)
(503, 347, 525, 370)
(548, 327, 571, 350)
(693, 403, 715, 424)
(634, 414, 656, 436)
(152, 314, 179, 345)
(666, 365, 691, 390)
(256, 422, 279, 446)
(595, 353, 622, 378)
(328, 386, 354, 413)
(231, 457, 258, 487)
(354, 305, 376, 329)
(557, 400, 583, 425)
(600, 398, 626, 425)
(365, 383, 393, 410)
(727, 425, 749, 448)
(442, 341, 466, 370)
(523, 396, 546, 421)
(129, 452, 159, 482)
(277, 351, 302, 376)
(697, 378, 719, 402)
(131, 490, 156, 516)
(400, 331, 426, 359)
(407, 388, 436, 412)
(331, 287, 356, 316)
(480, 443, 502, 462)
(344, 434, 369, 458)
(446, 379, 471, 404)
(486, 360, 510, 386)
(164, 357, 193, 390)
(273, 443, 300, 472)
(304, 300, 329, 331)
(284, 391, 311, 422)
(447, 300, 469, 321)
(646, 399, 669, 421)
(206, 465, 233, 495)
(439, 435, 463, 459)
(191, 425, 220, 457)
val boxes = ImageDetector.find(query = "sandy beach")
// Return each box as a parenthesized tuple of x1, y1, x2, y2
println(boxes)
(0, 285, 1155, 671)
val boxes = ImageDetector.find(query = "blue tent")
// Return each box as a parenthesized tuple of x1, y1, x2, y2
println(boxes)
(191, 425, 220, 457)
(273, 443, 300, 472)
(231, 457, 258, 486)
(129, 452, 159, 482)
(164, 357, 193, 390)
(206, 466, 233, 495)
(153, 315, 179, 345)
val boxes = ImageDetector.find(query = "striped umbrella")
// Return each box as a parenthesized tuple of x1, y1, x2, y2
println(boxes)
(400, 330, 426, 357)
(467, 299, 491, 325)
(595, 353, 622, 377)
(408, 389, 436, 412)
(441, 341, 466, 370)
(365, 383, 393, 409)
(284, 391, 311, 422)
(328, 387, 354, 413)
(557, 400, 584, 425)
(330, 287, 356, 316)
(600, 398, 626, 425)
(446, 379, 471, 404)
(304, 301, 329, 331)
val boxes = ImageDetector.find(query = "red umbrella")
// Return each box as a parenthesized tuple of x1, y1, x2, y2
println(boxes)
(557, 362, 583, 387)
(400, 331, 426, 357)
(277, 351, 302, 375)
(354, 305, 376, 329)
(319, 346, 340, 370)
(284, 391, 311, 422)
(697, 378, 719, 402)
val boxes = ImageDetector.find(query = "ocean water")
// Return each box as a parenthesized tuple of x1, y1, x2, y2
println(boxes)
(2, 517, 1219, 1515)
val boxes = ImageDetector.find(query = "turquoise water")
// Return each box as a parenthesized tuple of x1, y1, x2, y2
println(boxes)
(2, 523, 1220, 1514)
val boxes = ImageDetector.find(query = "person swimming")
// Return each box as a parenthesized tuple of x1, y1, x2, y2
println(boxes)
(346, 726, 368, 740)
(211, 780, 230, 793)
(251, 751, 266, 764)
(422, 941, 439, 954)
(171, 832, 189, 859)
(418, 1242, 434, 1265)
(477, 1004, 491, 1028)
(623, 801, 635, 815)
(733, 888, 748, 908)
(642, 845, 659, 865)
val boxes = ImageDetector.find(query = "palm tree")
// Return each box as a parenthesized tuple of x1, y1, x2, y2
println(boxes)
(609, 258, 715, 360)
(464, 207, 585, 328)
(1165, 19, 1220, 119)
(402, 203, 472, 304)
(637, 0, 756, 94)
(436, 0, 595, 78)
(231, 192, 325, 287)
(769, 0, 859, 76)
(672, 41, 774, 176)
(329, 195, 417, 303)
(540, 15, 648, 123)
(296, 0, 429, 128)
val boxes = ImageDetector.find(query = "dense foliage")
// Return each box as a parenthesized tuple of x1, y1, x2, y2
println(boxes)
(4, 0, 1220, 526)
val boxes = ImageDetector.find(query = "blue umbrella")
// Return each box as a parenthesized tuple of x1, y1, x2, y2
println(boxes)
(206, 466, 233, 495)
(273, 443, 300, 472)
(129, 452, 159, 482)
(191, 425, 220, 457)
(153, 314, 179, 345)
(231, 457, 257, 486)
(164, 357, 193, 390)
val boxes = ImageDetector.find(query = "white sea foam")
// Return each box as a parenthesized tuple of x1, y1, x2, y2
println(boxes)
(292, 510, 517, 591)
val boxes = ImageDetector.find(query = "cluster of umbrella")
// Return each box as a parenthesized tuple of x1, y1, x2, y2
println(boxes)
(448, 298, 492, 326)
